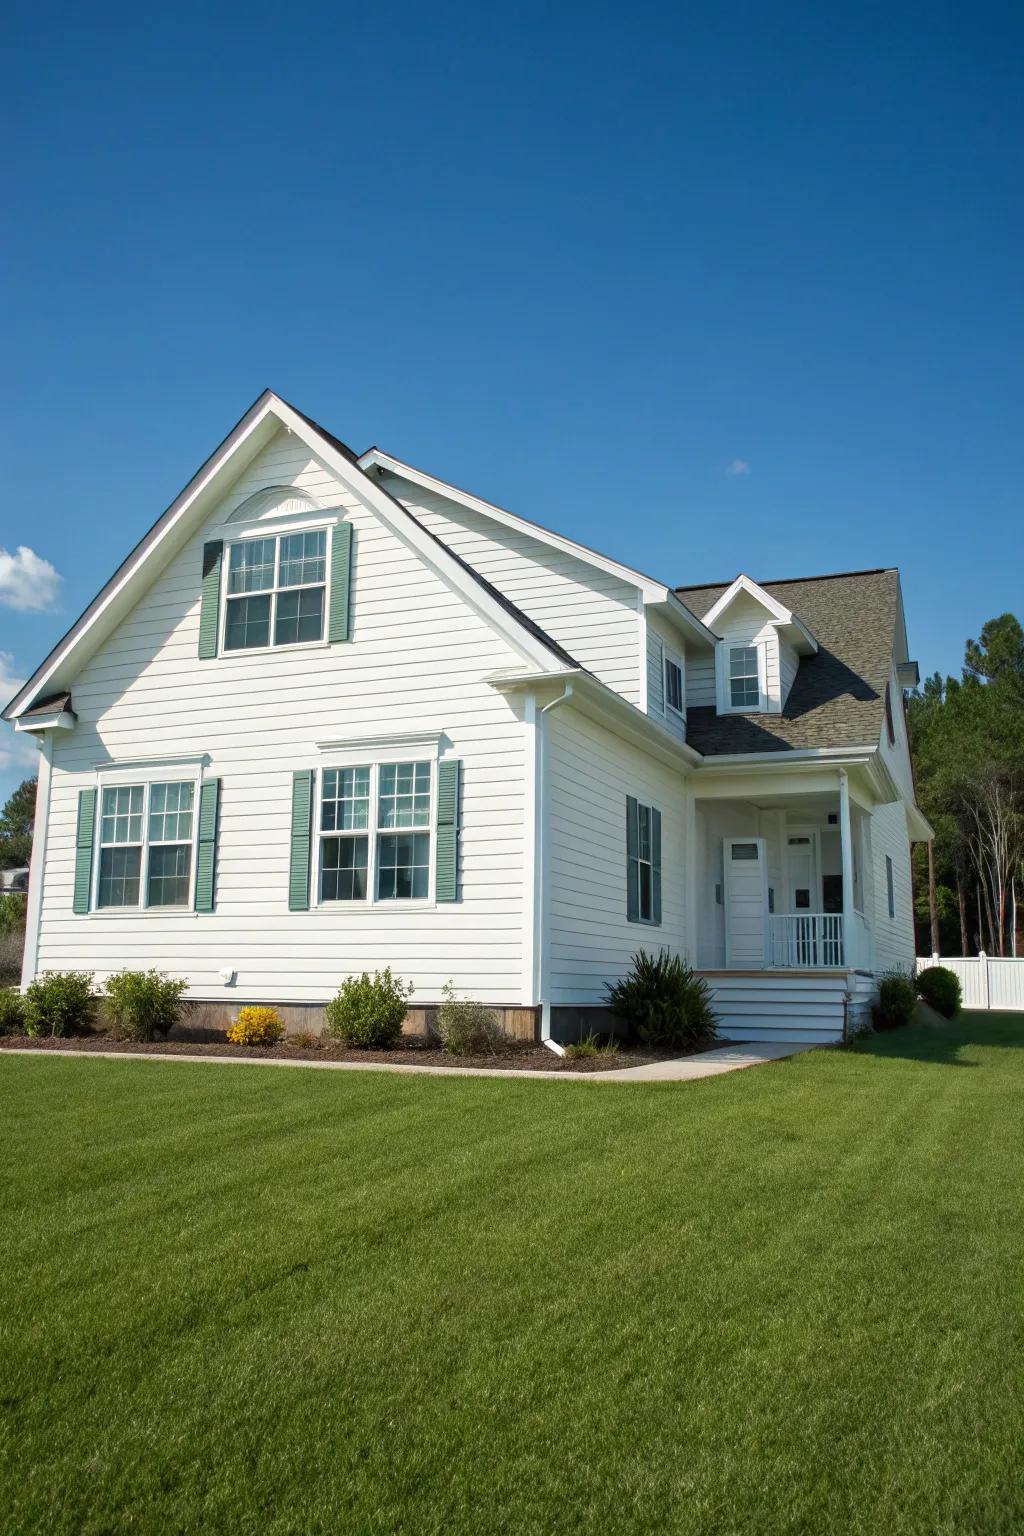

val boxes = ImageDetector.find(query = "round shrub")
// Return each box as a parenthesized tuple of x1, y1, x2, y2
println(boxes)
(324, 969, 412, 1049)
(227, 1006, 286, 1047)
(436, 982, 504, 1055)
(605, 950, 718, 1051)
(874, 971, 916, 1030)
(104, 970, 190, 1042)
(916, 965, 962, 1019)
(0, 988, 25, 1036)
(23, 970, 95, 1038)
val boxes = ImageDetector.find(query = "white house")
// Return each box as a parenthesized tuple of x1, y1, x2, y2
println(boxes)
(3, 392, 932, 1044)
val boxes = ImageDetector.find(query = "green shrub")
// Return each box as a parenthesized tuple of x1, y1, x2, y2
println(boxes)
(324, 968, 413, 1049)
(104, 970, 190, 1042)
(874, 970, 916, 1030)
(0, 891, 26, 934)
(0, 988, 25, 1035)
(915, 965, 962, 1019)
(605, 950, 718, 1051)
(23, 970, 95, 1038)
(436, 982, 504, 1055)
(564, 1031, 619, 1062)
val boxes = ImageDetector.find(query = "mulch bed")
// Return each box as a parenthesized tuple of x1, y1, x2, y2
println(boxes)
(0, 1033, 725, 1073)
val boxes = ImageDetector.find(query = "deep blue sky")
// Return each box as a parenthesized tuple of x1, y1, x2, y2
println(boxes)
(2, 1, 1022, 802)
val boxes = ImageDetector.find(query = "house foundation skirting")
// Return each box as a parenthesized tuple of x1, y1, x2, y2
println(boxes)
(174, 1000, 541, 1043)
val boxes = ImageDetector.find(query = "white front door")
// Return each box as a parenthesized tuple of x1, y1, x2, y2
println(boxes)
(785, 831, 819, 913)
(723, 837, 768, 968)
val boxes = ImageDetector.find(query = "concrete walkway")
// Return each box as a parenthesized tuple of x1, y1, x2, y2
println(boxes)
(2, 1040, 815, 1083)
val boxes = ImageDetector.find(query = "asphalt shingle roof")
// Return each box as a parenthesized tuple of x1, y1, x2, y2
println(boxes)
(676, 569, 900, 755)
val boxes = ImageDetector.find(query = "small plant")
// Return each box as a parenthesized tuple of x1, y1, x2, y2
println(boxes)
(22, 970, 95, 1038)
(0, 988, 25, 1036)
(290, 1028, 319, 1050)
(324, 969, 413, 1049)
(564, 1030, 620, 1062)
(104, 970, 190, 1042)
(915, 965, 962, 1019)
(874, 970, 917, 1030)
(226, 1006, 286, 1046)
(605, 950, 717, 1051)
(436, 982, 504, 1055)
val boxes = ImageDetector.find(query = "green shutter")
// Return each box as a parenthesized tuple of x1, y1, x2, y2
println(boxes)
(194, 778, 220, 912)
(435, 759, 460, 902)
(626, 795, 639, 922)
(651, 807, 662, 926)
(327, 522, 353, 643)
(198, 541, 223, 659)
(289, 771, 314, 910)
(73, 788, 97, 914)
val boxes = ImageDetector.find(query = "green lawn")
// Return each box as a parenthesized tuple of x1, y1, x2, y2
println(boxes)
(3, 1015, 1024, 1535)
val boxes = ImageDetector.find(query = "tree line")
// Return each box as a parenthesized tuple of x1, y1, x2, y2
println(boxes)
(907, 613, 1024, 958)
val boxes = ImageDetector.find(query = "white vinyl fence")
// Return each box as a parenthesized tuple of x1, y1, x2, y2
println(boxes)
(917, 954, 1024, 1012)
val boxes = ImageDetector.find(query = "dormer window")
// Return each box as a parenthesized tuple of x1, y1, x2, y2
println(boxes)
(729, 646, 761, 709)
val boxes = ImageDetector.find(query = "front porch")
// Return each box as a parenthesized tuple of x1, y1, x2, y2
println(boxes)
(692, 777, 875, 974)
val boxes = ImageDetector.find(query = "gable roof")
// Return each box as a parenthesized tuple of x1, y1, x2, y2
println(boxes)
(357, 447, 717, 650)
(701, 573, 818, 654)
(3, 393, 577, 720)
(677, 568, 901, 754)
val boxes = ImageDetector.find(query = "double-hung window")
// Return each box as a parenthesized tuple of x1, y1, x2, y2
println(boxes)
(97, 780, 195, 909)
(224, 529, 328, 651)
(664, 653, 684, 715)
(729, 645, 761, 709)
(626, 795, 662, 925)
(319, 761, 433, 904)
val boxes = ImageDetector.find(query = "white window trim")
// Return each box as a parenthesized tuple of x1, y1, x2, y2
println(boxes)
(718, 640, 768, 714)
(663, 648, 685, 717)
(89, 765, 204, 917)
(313, 755, 438, 910)
(219, 523, 335, 657)
(885, 854, 895, 919)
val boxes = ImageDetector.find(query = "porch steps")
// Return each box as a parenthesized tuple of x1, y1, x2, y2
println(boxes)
(700, 971, 854, 1045)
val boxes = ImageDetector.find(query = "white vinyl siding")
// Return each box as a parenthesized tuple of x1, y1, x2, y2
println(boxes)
(645, 609, 692, 743)
(380, 473, 644, 705)
(870, 800, 915, 972)
(36, 429, 530, 1004)
(545, 707, 686, 1004)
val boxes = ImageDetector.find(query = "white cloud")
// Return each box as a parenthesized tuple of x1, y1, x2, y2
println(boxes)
(0, 653, 40, 776)
(726, 459, 751, 477)
(0, 546, 61, 611)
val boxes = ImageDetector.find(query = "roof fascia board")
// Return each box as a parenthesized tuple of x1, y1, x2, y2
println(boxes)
(3, 392, 284, 719)
(643, 592, 718, 649)
(703, 573, 795, 629)
(359, 447, 668, 602)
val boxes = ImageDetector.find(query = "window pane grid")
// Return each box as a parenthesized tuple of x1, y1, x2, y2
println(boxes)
(319, 762, 433, 904)
(665, 658, 683, 712)
(95, 781, 195, 910)
(224, 531, 328, 652)
(729, 646, 760, 708)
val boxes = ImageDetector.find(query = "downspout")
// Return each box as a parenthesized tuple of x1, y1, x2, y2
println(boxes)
(535, 683, 574, 1053)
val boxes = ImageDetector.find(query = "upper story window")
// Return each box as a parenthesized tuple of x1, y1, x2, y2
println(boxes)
(97, 780, 196, 909)
(729, 646, 761, 709)
(318, 760, 434, 904)
(664, 654, 684, 715)
(224, 529, 328, 652)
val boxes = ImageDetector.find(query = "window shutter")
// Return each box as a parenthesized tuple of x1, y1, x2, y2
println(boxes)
(198, 541, 223, 660)
(73, 788, 97, 914)
(626, 795, 639, 922)
(651, 807, 662, 925)
(435, 758, 460, 902)
(194, 778, 220, 913)
(289, 770, 314, 910)
(328, 522, 354, 643)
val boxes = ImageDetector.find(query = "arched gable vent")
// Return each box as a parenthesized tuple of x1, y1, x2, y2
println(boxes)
(225, 485, 321, 524)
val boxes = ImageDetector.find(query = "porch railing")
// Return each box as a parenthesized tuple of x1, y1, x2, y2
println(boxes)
(768, 913, 845, 969)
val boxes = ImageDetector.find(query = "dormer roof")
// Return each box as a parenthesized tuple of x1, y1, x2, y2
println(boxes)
(701, 573, 818, 655)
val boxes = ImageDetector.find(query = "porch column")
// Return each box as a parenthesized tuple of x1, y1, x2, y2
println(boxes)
(839, 769, 855, 967)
